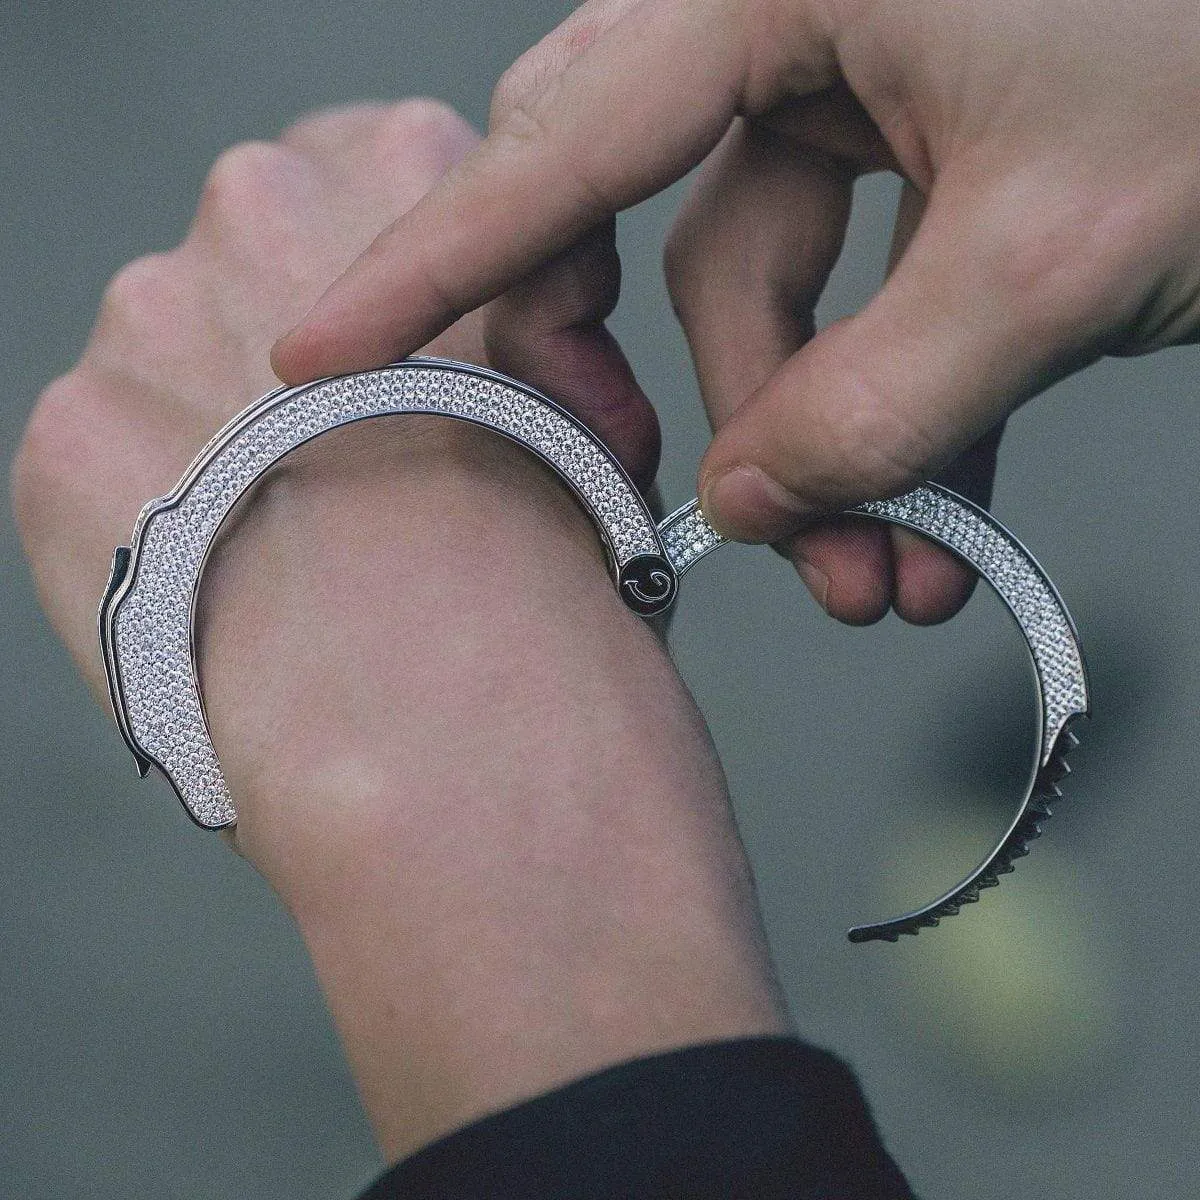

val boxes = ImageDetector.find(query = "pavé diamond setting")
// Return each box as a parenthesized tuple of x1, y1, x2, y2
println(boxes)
(99, 358, 1089, 943)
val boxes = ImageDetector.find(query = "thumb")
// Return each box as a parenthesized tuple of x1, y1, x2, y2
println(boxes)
(697, 177, 1112, 542)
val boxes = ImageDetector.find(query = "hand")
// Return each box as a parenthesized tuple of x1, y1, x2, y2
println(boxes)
(12, 101, 787, 1158)
(272, 0, 1200, 625)
(13, 99, 494, 690)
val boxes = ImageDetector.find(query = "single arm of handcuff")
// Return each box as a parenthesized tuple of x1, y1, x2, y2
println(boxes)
(98, 358, 1089, 943)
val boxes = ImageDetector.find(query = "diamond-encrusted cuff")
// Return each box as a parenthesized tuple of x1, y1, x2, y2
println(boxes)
(99, 359, 1088, 944)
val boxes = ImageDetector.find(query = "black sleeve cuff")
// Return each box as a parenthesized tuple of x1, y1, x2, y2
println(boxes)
(356, 1036, 916, 1199)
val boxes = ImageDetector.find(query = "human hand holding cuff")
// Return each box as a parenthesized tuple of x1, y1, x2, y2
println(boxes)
(270, 0, 1200, 626)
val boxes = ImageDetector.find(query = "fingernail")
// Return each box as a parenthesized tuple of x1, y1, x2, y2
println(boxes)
(269, 327, 305, 383)
(793, 556, 830, 611)
(700, 465, 811, 543)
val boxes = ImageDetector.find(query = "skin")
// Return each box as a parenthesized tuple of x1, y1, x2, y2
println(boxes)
(270, 0, 1200, 627)
(11, 102, 788, 1160)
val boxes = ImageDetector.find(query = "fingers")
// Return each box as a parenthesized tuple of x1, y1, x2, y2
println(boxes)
(485, 221, 661, 488)
(662, 122, 985, 625)
(476, 0, 660, 485)
(662, 120, 996, 625)
(280, 99, 480, 233)
(889, 422, 1003, 623)
(270, 0, 840, 384)
(664, 120, 893, 620)
(792, 178, 920, 625)
(284, 99, 657, 474)
(283, 99, 489, 366)
(697, 169, 1095, 554)
(783, 517, 893, 625)
(181, 102, 491, 372)
(664, 121, 853, 427)
(881, 181, 998, 625)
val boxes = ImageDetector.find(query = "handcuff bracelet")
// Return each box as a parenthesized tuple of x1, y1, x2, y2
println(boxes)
(99, 359, 1089, 943)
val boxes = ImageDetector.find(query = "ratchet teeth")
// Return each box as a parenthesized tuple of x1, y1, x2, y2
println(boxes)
(1042, 755, 1072, 783)
(847, 718, 1083, 944)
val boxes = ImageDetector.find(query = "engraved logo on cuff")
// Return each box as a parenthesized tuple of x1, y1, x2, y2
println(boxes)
(618, 553, 678, 615)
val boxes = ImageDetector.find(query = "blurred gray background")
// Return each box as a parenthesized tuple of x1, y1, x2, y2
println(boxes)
(2, 2, 1197, 1197)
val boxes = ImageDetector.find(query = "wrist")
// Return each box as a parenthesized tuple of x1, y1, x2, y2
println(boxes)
(196, 414, 618, 867)
(194, 413, 789, 1157)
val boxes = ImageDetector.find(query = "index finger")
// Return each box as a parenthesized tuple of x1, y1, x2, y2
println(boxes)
(271, 0, 833, 383)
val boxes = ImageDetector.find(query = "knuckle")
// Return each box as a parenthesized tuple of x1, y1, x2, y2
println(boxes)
(11, 373, 90, 537)
(374, 97, 477, 172)
(489, 50, 551, 131)
(815, 377, 933, 503)
(379, 97, 471, 143)
(282, 98, 474, 162)
(96, 252, 179, 331)
(279, 101, 390, 147)
(198, 139, 299, 222)
(490, 1, 608, 128)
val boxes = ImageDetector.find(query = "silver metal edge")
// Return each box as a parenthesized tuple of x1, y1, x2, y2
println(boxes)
(98, 546, 151, 778)
(843, 484, 1089, 943)
(858, 481, 1091, 757)
(100, 359, 1091, 942)
(845, 721, 1082, 943)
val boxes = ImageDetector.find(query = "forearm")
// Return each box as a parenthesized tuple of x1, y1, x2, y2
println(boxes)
(14, 98, 791, 1175)
(196, 418, 790, 1159)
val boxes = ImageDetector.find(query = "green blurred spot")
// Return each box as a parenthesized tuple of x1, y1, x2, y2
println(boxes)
(878, 819, 1117, 1095)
